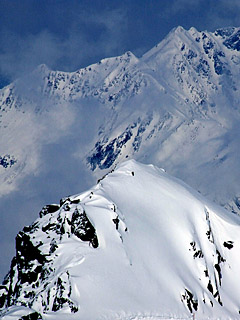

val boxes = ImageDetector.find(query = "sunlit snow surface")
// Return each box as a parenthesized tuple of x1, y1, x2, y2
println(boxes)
(2, 25, 240, 301)
(1, 160, 240, 319)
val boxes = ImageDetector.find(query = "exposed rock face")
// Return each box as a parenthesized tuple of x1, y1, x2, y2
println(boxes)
(0, 197, 98, 317)
(20, 312, 42, 320)
(0, 155, 17, 168)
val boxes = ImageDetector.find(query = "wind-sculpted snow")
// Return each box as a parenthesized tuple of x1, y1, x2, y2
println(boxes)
(1, 160, 240, 319)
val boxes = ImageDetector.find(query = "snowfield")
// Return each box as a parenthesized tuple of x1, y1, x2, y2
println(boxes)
(1, 160, 240, 319)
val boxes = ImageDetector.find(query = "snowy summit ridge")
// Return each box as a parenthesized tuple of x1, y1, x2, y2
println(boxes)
(1, 160, 240, 319)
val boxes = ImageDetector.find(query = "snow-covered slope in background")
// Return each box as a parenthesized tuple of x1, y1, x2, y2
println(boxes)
(1, 160, 240, 320)
(1, 27, 240, 211)
(87, 26, 240, 211)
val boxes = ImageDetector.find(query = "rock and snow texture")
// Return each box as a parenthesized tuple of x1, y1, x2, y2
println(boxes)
(1, 160, 240, 319)
(1, 26, 240, 213)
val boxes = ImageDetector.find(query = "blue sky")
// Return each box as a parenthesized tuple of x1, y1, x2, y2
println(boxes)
(0, 0, 240, 87)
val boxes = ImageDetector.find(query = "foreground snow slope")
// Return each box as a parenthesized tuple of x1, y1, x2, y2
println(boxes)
(1, 160, 240, 319)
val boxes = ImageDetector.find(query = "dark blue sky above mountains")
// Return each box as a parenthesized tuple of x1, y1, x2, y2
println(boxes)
(0, 0, 240, 87)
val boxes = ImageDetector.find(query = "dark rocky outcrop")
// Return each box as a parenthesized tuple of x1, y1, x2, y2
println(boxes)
(223, 241, 234, 249)
(0, 155, 17, 168)
(112, 216, 120, 230)
(20, 312, 43, 320)
(182, 289, 198, 313)
(0, 197, 98, 316)
(52, 272, 78, 313)
(71, 208, 98, 248)
(39, 204, 60, 218)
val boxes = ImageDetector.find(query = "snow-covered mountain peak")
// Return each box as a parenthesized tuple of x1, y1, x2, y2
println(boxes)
(188, 26, 198, 34)
(142, 25, 240, 117)
(1, 160, 240, 319)
(2, 25, 240, 289)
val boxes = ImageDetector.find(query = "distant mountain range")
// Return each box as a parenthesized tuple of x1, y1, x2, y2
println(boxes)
(1, 160, 240, 319)
(1, 26, 240, 213)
